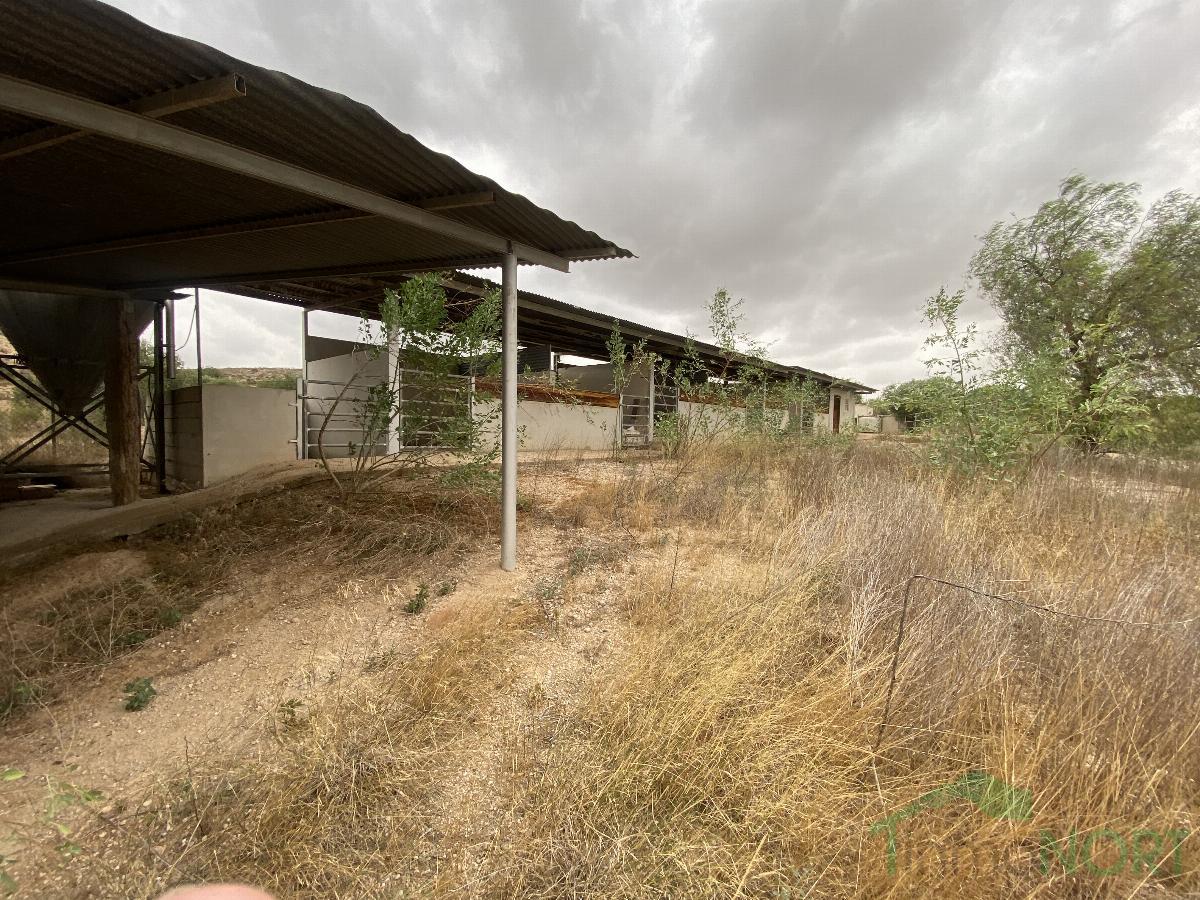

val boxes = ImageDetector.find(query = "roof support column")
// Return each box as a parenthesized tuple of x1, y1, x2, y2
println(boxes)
(105, 296, 140, 506)
(500, 246, 518, 571)
(153, 301, 167, 493)
(298, 308, 309, 460)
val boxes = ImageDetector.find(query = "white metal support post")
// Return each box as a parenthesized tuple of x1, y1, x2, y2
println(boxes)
(501, 247, 518, 570)
(298, 308, 309, 459)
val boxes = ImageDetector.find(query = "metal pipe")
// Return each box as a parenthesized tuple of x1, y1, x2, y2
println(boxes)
(194, 287, 203, 388)
(299, 307, 309, 459)
(648, 363, 656, 446)
(153, 301, 167, 492)
(501, 247, 518, 571)
(165, 295, 176, 378)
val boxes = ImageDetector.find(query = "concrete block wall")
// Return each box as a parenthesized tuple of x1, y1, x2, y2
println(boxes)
(165, 384, 296, 488)
(164, 386, 204, 488)
(200, 384, 296, 484)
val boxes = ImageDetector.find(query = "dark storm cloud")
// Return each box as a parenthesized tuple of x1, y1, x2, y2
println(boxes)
(110, 0, 1200, 388)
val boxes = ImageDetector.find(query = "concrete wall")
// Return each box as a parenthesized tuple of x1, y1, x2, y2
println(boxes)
(476, 397, 618, 452)
(677, 399, 744, 436)
(165, 384, 295, 488)
(823, 389, 857, 433)
(558, 362, 616, 393)
(164, 386, 204, 488)
(557, 360, 652, 397)
(201, 384, 296, 485)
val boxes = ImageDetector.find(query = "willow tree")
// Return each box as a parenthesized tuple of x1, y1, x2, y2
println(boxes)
(970, 174, 1200, 448)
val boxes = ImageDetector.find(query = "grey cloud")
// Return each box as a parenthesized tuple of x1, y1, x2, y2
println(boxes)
(107, 0, 1200, 391)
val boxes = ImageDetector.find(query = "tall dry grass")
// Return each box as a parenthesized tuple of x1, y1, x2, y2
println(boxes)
(26, 440, 1200, 898)
(495, 442, 1199, 898)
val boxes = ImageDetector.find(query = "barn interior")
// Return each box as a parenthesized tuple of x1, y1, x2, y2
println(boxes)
(0, 0, 633, 568)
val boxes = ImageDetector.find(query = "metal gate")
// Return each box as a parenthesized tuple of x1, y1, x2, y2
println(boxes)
(619, 382, 679, 449)
(297, 369, 473, 459)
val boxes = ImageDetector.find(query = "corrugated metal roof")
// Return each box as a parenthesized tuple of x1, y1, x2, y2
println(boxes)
(0, 0, 632, 290)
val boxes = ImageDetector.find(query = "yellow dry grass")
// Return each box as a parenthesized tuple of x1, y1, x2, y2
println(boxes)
(15, 439, 1200, 898)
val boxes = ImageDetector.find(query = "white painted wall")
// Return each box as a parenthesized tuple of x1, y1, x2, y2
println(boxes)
(822, 389, 857, 433)
(677, 400, 744, 435)
(201, 385, 296, 485)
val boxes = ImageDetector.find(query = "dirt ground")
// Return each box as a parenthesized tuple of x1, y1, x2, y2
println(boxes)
(0, 457, 640, 897)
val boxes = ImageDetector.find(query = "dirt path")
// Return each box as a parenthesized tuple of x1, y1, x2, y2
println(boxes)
(434, 536, 635, 895)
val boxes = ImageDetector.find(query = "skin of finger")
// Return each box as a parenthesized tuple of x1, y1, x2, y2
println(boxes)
(157, 886, 275, 900)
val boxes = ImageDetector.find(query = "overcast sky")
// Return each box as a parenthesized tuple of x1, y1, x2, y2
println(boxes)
(113, 0, 1200, 391)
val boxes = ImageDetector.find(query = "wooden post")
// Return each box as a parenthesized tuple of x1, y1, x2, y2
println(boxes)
(105, 296, 140, 506)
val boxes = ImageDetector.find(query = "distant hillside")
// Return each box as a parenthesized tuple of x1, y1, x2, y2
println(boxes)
(170, 367, 300, 390)
(214, 367, 301, 386)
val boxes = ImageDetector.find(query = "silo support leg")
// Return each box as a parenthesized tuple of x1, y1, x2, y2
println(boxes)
(105, 296, 140, 506)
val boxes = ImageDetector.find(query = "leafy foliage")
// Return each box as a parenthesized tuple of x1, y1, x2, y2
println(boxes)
(407, 583, 429, 615)
(1135, 394, 1200, 458)
(970, 174, 1200, 447)
(875, 377, 955, 427)
(607, 289, 839, 458)
(909, 287, 1150, 477)
(315, 273, 503, 495)
(122, 677, 156, 712)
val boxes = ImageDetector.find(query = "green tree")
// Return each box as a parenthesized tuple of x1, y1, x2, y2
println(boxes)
(315, 273, 501, 495)
(875, 376, 956, 429)
(915, 287, 1147, 477)
(970, 174, 1200, 448)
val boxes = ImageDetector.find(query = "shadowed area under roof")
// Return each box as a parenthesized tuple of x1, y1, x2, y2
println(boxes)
(0, 0, 631, 293)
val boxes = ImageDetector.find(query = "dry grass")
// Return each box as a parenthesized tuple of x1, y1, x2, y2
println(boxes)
(17, 440, 1200, 898)
(52, 596, 536, 898)
(491, 443, 1200, 897)
(0, 481, 498, 721)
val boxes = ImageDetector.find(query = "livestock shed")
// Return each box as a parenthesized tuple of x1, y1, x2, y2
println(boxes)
(0, 0, 633, 569)
(242, 271, 873, 458)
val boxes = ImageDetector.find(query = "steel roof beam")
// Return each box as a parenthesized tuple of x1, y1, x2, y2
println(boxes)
(0, 75, 570, 273)
(415, 191, 496, 211)
(0, 202, 502, 268)
(0, 209, 370, 267)
(116, 254, 508, 290)
(0, 73, 247, 161)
